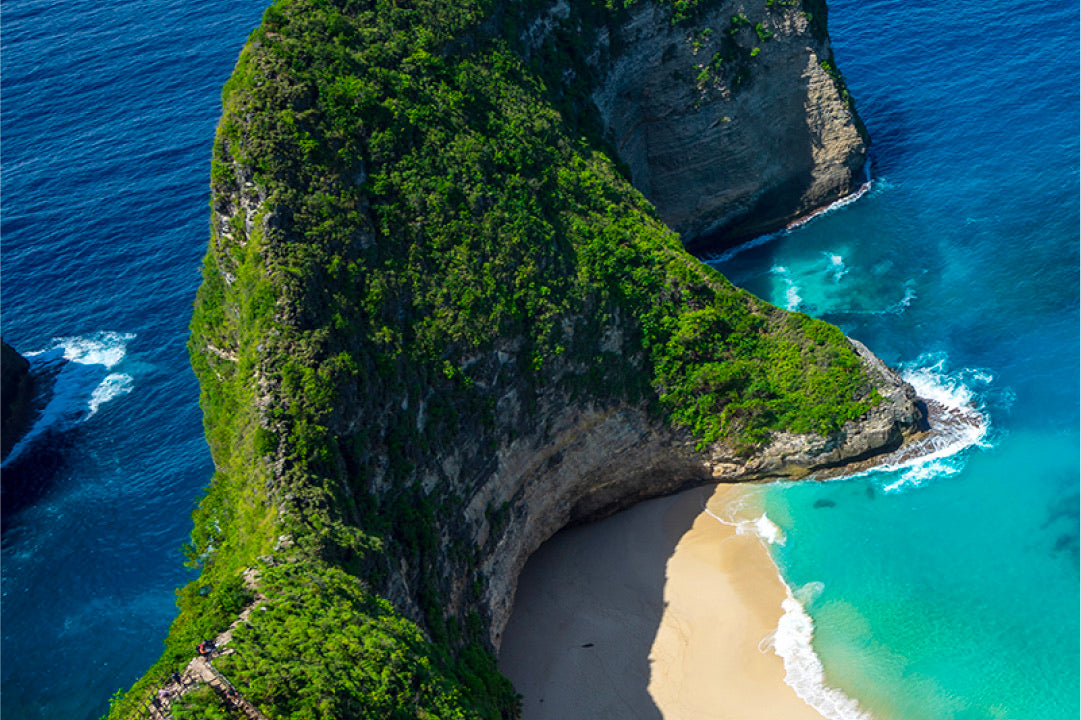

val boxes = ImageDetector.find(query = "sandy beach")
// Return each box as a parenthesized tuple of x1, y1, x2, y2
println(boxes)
(498, 483, 824, 720)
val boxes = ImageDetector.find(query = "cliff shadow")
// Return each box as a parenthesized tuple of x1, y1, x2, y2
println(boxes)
(497, 485, 709, 720)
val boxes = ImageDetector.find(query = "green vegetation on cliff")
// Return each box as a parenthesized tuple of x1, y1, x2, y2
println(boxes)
(108, 0, 878, 717)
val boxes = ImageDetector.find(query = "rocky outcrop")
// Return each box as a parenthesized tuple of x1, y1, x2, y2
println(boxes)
(1, 339, 35, 460)
(415, 339, 924, 648)
(200, 0, 909, 659)
(119, 1, 924, 715)
(587, 0, 867, 250)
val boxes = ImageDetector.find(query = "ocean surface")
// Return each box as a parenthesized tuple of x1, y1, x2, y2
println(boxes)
(0, 1, 1076, 720)
(707, 0, 1080, 717)
(0, 1, 266, 718)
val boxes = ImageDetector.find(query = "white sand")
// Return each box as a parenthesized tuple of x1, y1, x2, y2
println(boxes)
(498, 484, 825, 720)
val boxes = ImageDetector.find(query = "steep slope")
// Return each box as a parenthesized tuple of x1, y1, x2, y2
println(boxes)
(108, 1, 920, 718)
(587, 0, 868, 247)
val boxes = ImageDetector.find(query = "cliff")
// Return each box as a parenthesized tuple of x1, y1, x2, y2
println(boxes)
(1, 339, 35, 461)
(110, 1, 919, 717)
(587, 0, 868, 248)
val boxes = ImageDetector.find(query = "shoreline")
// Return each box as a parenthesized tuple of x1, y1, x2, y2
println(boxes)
(695, 159, 874, 266)
(498, 484, 828, 720)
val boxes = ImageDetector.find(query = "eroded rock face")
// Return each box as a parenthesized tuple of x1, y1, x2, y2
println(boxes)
(477, 339, 922, 648)
(367, 334, 924, 649)
(589, 1, 867, 250)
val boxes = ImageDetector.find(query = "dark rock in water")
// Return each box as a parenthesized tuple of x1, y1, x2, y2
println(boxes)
(1, 339, 36, 460)
(813, 499, 837, 509)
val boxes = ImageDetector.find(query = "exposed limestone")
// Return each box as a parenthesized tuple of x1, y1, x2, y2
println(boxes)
(182, 1, 922, 711)
(472, 338, 924, 649)
(588, 1, 867, 250)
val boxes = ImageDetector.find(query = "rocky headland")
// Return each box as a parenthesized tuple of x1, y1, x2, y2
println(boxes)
(111, 1, 926, 717)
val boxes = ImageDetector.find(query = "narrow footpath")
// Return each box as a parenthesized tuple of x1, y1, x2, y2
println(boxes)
(130, 570, 270, 720)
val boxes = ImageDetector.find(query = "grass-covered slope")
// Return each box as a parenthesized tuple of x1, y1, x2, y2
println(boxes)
(108, 0, 880, 717)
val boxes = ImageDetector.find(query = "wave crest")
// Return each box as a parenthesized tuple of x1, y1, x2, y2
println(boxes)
(848, 353, 993, 493)
(765, 583, 874, 720)
(3, 332, 136, 467)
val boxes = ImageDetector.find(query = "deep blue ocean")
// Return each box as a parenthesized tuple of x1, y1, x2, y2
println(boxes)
(1, 1, 1076, 719)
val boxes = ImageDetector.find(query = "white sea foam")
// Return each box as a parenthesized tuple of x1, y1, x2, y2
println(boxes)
(88, 372, 135, 417)
(717, 506, 874, 718)
(771, 265, 803, 311)
(703, 162, 874, 266)
(825, 252, 849, 282)
(732, 512, 872, 719)
(847, 354, 992, 493)
(701, 230, 780, 265)
(704, 497, 788, 546)
(764, 584, 874, 720)
(3, 332, 136, 467)
(786, 162, 873, 233)
(49, 331, 134, 368)
(889, 282, 917, 314)
(728, 511, 788, 545)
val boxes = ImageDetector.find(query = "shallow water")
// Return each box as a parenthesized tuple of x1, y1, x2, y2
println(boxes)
(710, 0, 1079, 715)
(1, 0, 1076, 718)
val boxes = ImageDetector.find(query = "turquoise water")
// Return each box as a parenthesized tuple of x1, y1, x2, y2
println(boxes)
(0, 0, 1075, 717)
(711, 0, 1080, 717)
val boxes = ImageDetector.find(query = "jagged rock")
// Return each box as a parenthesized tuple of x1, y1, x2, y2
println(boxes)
(589, 0, 867, 250)
(1, 339, 35, 460)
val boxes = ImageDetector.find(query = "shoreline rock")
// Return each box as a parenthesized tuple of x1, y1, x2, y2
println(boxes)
(1, 339, 36, 461)
(588, 0, 868, 252)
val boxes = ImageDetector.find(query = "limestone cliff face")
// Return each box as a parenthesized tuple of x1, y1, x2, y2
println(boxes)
(586, 0, 867, 249)
(167, 0, 923, 714)
(388, 337, 923, 649)
(202, 0, 908, 651)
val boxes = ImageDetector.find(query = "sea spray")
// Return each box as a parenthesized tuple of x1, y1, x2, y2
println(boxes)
(767, 583, 874, 720)
(712, 497, 875, 720)
(3, 332, 136, 467)
(850, 354, 992, 493)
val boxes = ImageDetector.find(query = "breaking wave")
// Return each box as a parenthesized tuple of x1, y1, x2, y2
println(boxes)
(2, 332, 136, 467)
(862, 353, 993, 493)
(728, 512, 873, 720)
(763, 582, 875, 720)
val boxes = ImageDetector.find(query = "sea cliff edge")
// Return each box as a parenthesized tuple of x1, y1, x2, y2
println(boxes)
(109, 1, 923, 717)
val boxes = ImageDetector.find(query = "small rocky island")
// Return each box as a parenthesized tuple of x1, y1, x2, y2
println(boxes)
(1, 339, 35, 461)
(110, 0, 924, 717)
